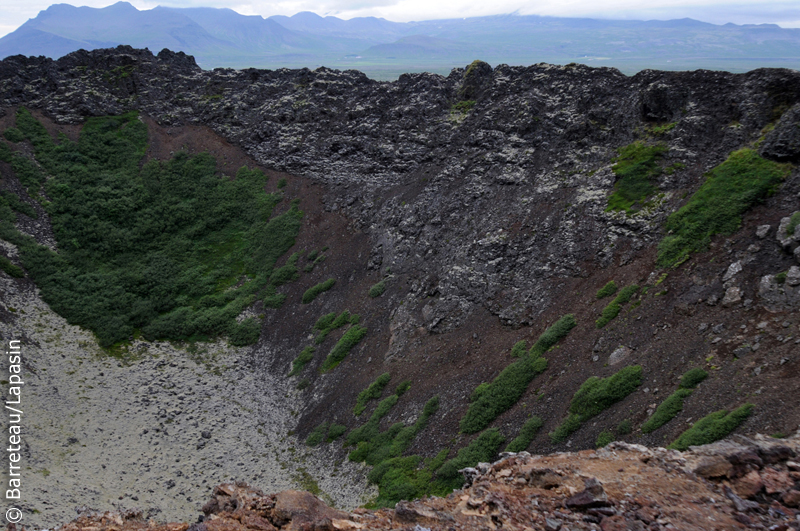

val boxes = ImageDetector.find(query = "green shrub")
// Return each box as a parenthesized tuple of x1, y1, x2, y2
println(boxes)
(0, 191, 37, 219)
(228, 317, 261, 346)
(369, 280, 387, 298)
(436, 428, 505, 489)
(0, 110, 303, 347)
(289, 346, 316, 376)
(302, 278, 335, 304)
(0, 256, 24, 278)
(641, 388, 693, 433)
(314, 310, 353, 343)
(596, 430, 615, 448)
(650, 122, 677, 135)
(596, 285, 639, 328)
(658, 149, 790, 267)
(776, 271, 788, 284)
(460, 315, 576, 434)
(3, 128, 24, 143)
(306, 422, 328, 446)
(549, 414, 582, 443)
(269, 252, 300, 286)
(327, 423, 347, 442)
(551, 365, 643, 442)
(395, 380, 411, 396)
(606, 142, 666, 213)
(668, 404, 754, 451)
(277, 177, 287, 188)
(296, 378, 310, 390)
(355, 373, 391, 416)
(505, 416, 543, 452)
(510, 340, 527, 358)
(452, 100, 476, 113)
(347, 395, 438, 466)
(786, 212, 800, 236)
(320, 325, 367, 372)
(596, 280, 618, 299)
(679, 368, 708, 389)
(616, 419, 632, 435)
(0, 141, 12, 162)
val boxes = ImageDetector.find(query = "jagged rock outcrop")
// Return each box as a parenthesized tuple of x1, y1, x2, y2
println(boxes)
(2, 46, 800, 330)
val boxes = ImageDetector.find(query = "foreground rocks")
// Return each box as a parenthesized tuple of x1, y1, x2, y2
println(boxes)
(49, 434, 800, 531)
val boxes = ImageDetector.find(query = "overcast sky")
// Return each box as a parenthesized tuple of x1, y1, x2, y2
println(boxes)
(2, 0, 800, 38)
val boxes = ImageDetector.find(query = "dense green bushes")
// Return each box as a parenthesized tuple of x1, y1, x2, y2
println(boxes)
(435, 429, 505, 490)
(787, 212, 800, 236)
(0, 255, 24, 278)
(680, 368, 708, 389)
(289, 346, 316, 376)
(596, 280, 618, 299)
(606, 142, 666, 212)
(668, 404, 754, 450)
(550, 365, 642, 443)
(596, 284, 639, 328)
(505, 416, 543, 452)
(2, 109, 303, 347)
(320, 325, 368, 372)
(355, 373, 392, 416)
(596, 430, 614, 447)
(460, 314, 576, 434)
(641, 389, 693, 433)
(658, 149, 790, 267)
(302, 278, 335, 303)
(314, 310, 358, 343)
(369, 280, 387, 298)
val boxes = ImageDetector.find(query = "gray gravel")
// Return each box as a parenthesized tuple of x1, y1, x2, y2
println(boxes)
(0, 260, 374, 529)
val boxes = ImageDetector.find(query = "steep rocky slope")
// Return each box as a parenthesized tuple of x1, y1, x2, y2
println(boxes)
(1, 46, 800, 525)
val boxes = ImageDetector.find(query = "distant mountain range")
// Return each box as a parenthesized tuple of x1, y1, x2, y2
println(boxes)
(1, 1, 799, 78)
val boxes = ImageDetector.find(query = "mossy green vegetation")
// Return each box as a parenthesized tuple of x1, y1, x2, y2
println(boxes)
(368, 279, 387, 298)
(606, 142, 666, 213)
(451, 100, 476, 113)
(0, 255, 24, 278)
(435, 428, 505, 490)
(0, 190, 37, 220)
(596, 430, 615, 447)
(348, 395, 439, 467)
(596, 280, 618, 299)
(668, 404, 754, 450)
(306, 422, 328, 446)
(679, 368, 708, 389)
(269, 252, 300, 286)
(460, 314, 576, 434)
(0, 109, 303, 347)
(658, 149, 790, 267)
(510, 340, 527, 358)
(314, 310, 358, 344)
(302, 278, 335, 304)
(355, 373, 392, 416)
(596, 284, 639, 328)
(320, 325, 368, 372)
(787, 212, 800, 236)
(550, 365, 643, 443)
(395, 380, 411, 396)
(641, 388, 693, 433)
(0, 141, 13, 161)
(3, 128, 24, 143)
(305, 422, 347, 446)
(289, 346, 316, 376)
(505, 416, 543, 452)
